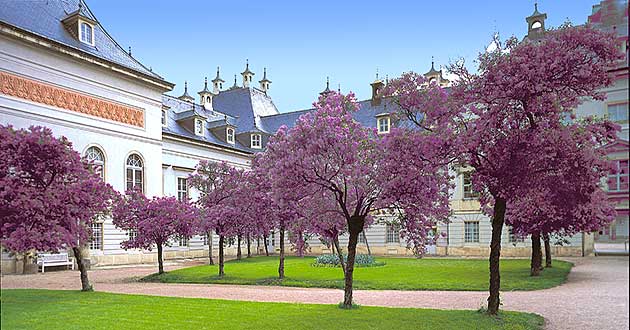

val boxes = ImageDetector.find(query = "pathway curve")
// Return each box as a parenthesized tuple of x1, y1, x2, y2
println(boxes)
(1, 256, 628, 330)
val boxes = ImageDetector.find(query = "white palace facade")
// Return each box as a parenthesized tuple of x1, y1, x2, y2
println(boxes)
(1, 0, 627, 272)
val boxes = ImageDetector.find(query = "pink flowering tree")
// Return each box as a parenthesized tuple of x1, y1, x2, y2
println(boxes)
(189, 161, 243, 276)
(112, 189, 199, 274)
(0, 125, 116, 291)
(505, 119, 618, 274)
(264, 92, 451, 307)
(443, 24, 623, 314)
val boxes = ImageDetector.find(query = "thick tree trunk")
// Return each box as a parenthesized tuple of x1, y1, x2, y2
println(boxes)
(257, 238, 260, 255)
(543, 233, 552, 268)
(218, 235, 225, 277)
(332, 236, 346, 274)
(247, 235, 252, 258)
(342, 215, 365, 308)
(264, 234, 269, 256)
(362, 231, 371, 256)
(156, 243, 165, 275)
(487, 197, 506, 315)
(208, 231, 214, 265)
(531, 233, 543, 276)
(278, 226, 285, 279)
(72, 247, 93, 291)
(237, 235, 242, 260)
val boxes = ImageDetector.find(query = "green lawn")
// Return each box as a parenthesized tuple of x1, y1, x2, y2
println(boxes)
(0, 289, 543, 330)
(145, 256, 572, 291)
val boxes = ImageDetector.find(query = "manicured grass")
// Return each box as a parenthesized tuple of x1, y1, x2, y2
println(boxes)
(145, 256, 572, 291)
(0, 289, 544, 330)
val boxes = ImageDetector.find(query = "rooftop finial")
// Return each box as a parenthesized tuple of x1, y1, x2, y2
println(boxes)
(376, 68, 379, 81)
(216, 66, 221, 79)
(326, 76, 330, 89)
(535, 2, 538, 12)
(263, 67, 267, 79)
(320, 76, 332, 96)
(128, 46, 132, 56)
(338, 84, 341, 93)
(246, 58, 249, 70)
(184, 81, 188, 92)
(204, 77, 208, 88)
(431, 56, 435, 70)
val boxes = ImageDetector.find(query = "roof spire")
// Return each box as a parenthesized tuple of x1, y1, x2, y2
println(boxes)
(128, 46, 132, 56)
(229, 74, 239, 90)
(431, 56, 435, 70)
(376, 67, 379, 81)
(212, 66, 224, 82)
(338, 84, 341, 93)
(320, 76, 332, 96)
(178, 81, 194, 102)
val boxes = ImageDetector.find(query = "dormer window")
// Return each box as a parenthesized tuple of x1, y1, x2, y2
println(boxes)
(377, 116, 390, 134)
(226, 128, 235, 144)
(79, 22, 94, 45)
(194, 118, 204, 136)
(251, 134, 262, 149)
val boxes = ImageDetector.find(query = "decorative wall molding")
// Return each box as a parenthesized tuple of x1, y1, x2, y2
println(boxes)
(0, 71, 144, 127)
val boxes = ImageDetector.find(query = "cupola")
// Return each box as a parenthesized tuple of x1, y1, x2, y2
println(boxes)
(178, 81, 194, 103)
(259, 68, 272, 93)
(370, 69, 385, 106)
(211, 67, 225, 94)
(319, 77, 333, 97)
(198, 77, 214, 110)
(241, 59, 255, 88)
(526, 3, 547, 41)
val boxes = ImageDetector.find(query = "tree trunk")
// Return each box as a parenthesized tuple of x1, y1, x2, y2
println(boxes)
(237, 235, 242, 260)
(72, 247, 93, 291)
(218, 235, 225, 277)
(247, 235, 252, 258)
(543, 233, 552, 268)
(332, 236, 346, 274)
(278, 225, 285, 279)
(156, 243, 165, 275)
(487, 197, 506, 315)
(264, 234, 269, 256)
(531, 233, 543, 276)
(257, 238, 260, 255)
(342, 215, 365, 308)
(208, 231, 214, 265)
(362, 230, 371, 256)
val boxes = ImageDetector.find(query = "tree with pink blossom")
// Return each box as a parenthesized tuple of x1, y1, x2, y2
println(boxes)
(112, 189, 199, 274)
(263, 92, 451, 307)
(441, 24, 622, 314)
(0, 125, 116, 291)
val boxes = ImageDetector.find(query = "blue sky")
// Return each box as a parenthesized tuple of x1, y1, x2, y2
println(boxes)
(89, 0, 600, 112)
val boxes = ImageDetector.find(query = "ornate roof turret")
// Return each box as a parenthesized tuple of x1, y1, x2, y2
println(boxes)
(259, 67, 272, 93)
(212, 66, 225, 83)
(178, 81, 194, 102)
(198, 77, 211, 94)
(211, 67, 224, 94)
(424, 57, 441, 76)
(525, 2, 547, 41)
(230, 74, 239, 90)
(319, 76, 332, 96)
(370, 69, 385, 106)
(241, 59, 255, 88)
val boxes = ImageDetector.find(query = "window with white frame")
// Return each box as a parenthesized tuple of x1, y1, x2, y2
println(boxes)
(377, 116, 390, 134)
(385, 224, 400, 243)
(84, 146, 105, 180)
(226, 128, 235, 144)
(194, 118, 204, 136)
(127, 229, 138, 241)
(177, 177, 188, 201)
(90, 223, 103, 250)
(608, 159, 629, 192)
(203, 233, 209, 246)
(161, 108, 167, 127)
(508, 227, 524, 243)
(463, 172, 479, 199)
(177, 235, 189, 247)
(125, 154, 143, 193)
(464, 221, 480, 243)
(251, 133, 262, 149)
(608, 102, 629, 123)
(79, 22, 93, 45)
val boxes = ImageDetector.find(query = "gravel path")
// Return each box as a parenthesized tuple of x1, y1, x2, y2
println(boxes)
(2, 256, 627, 330)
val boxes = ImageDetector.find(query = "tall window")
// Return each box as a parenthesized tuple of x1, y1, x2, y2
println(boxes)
(194, 118, 204, 136)
(203, 233, 209, 246)
(377, 116, 390, 134)
(226, 128, 235, 144)
(608, 160, 629, 192)
(386, 224, 400, 243)
(464, 221, 480, 243)
(251, 134, 262, 149)
(161, 108, 167, 127)
(608, 103, 629, 123)
(463, 172, 479, 199)
(90, 223, 103, 250)
(80, 22, 93, 45)
(84, 146, 105, 180)
(126, 154, 143, 193)
(177, 177, 188, 201)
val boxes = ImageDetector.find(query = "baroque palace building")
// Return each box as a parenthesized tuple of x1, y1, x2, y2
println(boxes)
(1, 0, 627, 271)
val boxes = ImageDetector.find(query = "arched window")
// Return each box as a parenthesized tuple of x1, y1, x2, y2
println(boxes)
(84, 146, 105, 180)
(226, 128, 235, 144)
(531, 21, 542, 29)
(126, 154, 143, 193)
(80, 22, 93, 45)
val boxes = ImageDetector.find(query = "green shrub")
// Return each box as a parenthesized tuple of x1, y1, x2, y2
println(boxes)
(312, 254, 385, 268)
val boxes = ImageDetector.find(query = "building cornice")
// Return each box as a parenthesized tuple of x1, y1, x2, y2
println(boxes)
(162, 132, 254, 157)
(0, 21, 174, 92)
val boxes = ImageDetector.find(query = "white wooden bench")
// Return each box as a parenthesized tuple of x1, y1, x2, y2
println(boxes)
(37, 252, 74, 273)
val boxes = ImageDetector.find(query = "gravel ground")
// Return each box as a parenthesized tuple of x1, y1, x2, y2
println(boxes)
(1, 256, 627, 330)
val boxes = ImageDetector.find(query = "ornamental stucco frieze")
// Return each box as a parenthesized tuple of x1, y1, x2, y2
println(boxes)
(0, 71, 144, 128)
